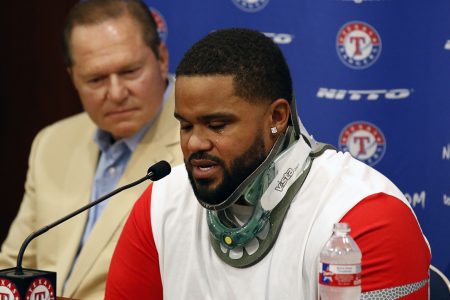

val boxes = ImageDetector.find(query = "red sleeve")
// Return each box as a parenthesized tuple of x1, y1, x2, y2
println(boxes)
(341, 193, 431, 299)
(105, 184, 162, 300)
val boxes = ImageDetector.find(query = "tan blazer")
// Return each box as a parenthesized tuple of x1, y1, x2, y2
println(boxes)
(0, 90, 182, 299)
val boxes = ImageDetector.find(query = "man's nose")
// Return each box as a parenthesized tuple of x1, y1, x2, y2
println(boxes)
(107, 75, 129, 103)
(187, 129, 213, 153)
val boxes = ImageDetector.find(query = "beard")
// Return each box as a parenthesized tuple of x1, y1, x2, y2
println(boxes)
(185, 131, 267, 206)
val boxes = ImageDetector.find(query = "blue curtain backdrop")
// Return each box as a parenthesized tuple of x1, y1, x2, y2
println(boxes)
(145, 0, 450, 277)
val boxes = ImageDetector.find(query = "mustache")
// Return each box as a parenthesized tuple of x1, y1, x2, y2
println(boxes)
(188, 152, 223, 164)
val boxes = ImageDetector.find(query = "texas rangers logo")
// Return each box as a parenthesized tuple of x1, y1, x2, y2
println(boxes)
(0, 279, 20, 300)
(232, 0, 270, 12)
(339, 121, 386, 166)
(149, 7, 168, 42)
(336, 21, 382, 69)
(26, 278, 55, 300)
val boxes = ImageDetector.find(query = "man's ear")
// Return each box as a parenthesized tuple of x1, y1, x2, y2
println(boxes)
(157, 43, 169, 80)
(269, 98, 291, 133)
(67, 67, 73, 80)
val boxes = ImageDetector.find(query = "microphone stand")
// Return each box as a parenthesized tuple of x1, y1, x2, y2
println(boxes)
(0, 160, 170, 299)
(15, 174, 150, 275)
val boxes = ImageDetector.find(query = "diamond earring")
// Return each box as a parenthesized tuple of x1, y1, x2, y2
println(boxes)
(271, 127, 278, 134)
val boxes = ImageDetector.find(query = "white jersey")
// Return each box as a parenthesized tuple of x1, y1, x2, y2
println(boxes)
(151, 149, 412, 299)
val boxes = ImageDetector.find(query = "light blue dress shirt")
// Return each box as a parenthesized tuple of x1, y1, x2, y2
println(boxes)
(82, 77, 173, 247)
(63, 77, 174, 291)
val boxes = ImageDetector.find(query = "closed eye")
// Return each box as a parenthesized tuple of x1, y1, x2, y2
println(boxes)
(179, 121, 192, 131)
(121, 68, 140, 78)
(88, 76, 106, 84)
(208, 123, 226, 132)
(123, 68, 138, 74)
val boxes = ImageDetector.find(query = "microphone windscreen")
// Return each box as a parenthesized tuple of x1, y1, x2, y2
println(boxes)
(147, 160, 171, 181)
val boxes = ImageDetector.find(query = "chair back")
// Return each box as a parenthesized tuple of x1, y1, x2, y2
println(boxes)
(430, 265, 450, 299)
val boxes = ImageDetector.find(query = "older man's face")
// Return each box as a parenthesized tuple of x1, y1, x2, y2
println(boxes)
(69, 15, 169, 139)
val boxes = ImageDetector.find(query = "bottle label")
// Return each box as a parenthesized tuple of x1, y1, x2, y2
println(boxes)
(319, 263, 361, 287)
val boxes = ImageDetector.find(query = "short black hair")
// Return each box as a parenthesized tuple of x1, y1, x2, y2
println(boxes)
(63, 0, 160, 67)
(176, 28, 293, 105)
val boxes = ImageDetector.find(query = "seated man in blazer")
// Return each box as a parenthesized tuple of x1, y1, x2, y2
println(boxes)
(0, 0, 182, 299)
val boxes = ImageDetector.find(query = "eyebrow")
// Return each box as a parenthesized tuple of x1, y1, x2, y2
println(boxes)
(174, 112, 237, 122)
(81, 58, 143, 79)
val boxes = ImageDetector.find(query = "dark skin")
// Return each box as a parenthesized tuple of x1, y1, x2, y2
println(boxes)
(174, 75, 290, 201)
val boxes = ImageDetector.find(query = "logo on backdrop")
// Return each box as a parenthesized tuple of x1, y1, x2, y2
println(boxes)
(404, 191, 426, 209)
(339, 121, 386, 166)
(150, 7, 168, 42)
(337, 0, 388, 3)
(232, 0, 270, 12)
(444, 40, 450, 50)
(263, 32, 294, 45)
(316, 87, 412, 101)
(444, 194, 450, 206)
(336, 21, 381, 69)
(443, 144, 450, 160)
(0, 278, 19, 300)
(26, 278, 55, 300)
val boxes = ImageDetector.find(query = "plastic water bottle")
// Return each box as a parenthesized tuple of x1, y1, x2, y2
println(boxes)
(318, 222, 362, 300)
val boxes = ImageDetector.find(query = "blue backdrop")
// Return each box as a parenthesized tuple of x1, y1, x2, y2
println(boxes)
(144, 0, 450, 277)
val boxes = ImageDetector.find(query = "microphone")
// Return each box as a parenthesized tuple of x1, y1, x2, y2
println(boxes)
(0, 160, 171, 299)
(147, 160, 171, 181)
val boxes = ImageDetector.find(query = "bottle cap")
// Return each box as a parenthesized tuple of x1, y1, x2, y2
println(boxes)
(333, 222, 350, 234)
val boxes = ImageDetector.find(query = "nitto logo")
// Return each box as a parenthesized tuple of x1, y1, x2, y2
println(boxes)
(444, 194, 450, 206)
(404, 191, 426, 209)
(443, 144, 450, 160)
(317, 88, 411, 101)
(275, 168, 294, 192)
(263, 32, 294, 45)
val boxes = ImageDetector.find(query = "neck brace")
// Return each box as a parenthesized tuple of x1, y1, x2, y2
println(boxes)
(206, 96, 335, 267)
(207, 127, 315, 267)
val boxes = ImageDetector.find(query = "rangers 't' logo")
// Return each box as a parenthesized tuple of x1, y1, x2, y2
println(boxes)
(26, 278, 55, 300)
(149, 7, 168, 42)
(336, 21, 382, 69)
(339, 121, 386, 166)
(232, 0, 270, 12)
(0, 278, 19, 300)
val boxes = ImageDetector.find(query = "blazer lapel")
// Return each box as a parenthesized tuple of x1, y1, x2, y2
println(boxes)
(64, 90, 181, 297)
(54, 122, 98, 295)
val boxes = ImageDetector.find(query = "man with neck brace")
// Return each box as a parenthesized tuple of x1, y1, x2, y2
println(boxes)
(105, 28, 430, 299)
